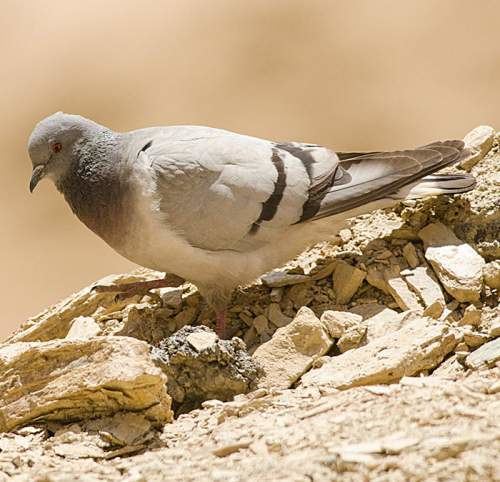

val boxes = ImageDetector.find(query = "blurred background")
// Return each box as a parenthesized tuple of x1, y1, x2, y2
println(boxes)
(1, 0, 500, 340)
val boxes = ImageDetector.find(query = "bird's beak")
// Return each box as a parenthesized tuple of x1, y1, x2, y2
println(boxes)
(29, 164, 46, 193)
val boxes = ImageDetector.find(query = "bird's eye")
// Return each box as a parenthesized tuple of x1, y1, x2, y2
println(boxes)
(52, 142, 62, 153)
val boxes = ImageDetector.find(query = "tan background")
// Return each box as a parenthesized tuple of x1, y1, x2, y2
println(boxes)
(1, 0, 499, 340)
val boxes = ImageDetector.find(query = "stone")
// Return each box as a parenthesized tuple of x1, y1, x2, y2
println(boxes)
(460, 125, 495, 171)
(418, 223, 485, 302)
(0, 336, 172, 432)
(363, 310, 414, 343)
(287, 283, 314, 307)
(366, 265, 389, 294)
(489, 321, 500, 338)
(267, 303, 292, 328)
(320, 311, 363, 339)
(300, 317, 458, 389)
(261, 270, 310, 288)
(152, 326, 261, 414)
(337, 324, 367, 353)
(186, 331, 218, 351)
(339, 229, 352, 243)
(252, 307, 333, 389)
(465, 338, 500, 369)
(333, 260, 366, 304)
(65, 316, 101, 340)
(423, 300, 445, 319)
(402, 243, 420, 269)
(157, 287, 183, 310)
(404, 266, 445, 309)
(253, 315, 269, 335)
(462, 329, 489, 349)
(384, 274, 423, 312)
(483, 261, 500, 290)
(459, 305, 482, 327)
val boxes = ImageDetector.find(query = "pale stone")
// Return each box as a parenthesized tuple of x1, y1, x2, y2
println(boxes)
(402, 243, 420, 269)
(0, 336, 172, 432)
(320, 311, 363, 339)
(364, 310, 415, 343)
(157, 287, 183, 310)
(267, 303, 292, 328)
(465, 338, 500, 369)
(483, 261, 500, 290)
(186, 331, 218, 351)
(85, 412, 152, 446)
(460, 125, 495, 171)
(366, 265, 389, 294)
(337, 324, 367, 353)
(300, 317, 458, 389)
(339, 229, 352, 243)
(261, 270, 310, 288)
(404, 266, 445, 308)
(418, 223, 485, 302)
(423, 300, 445, 319)
(252, 307, 333, 389)
(333, 260, 366, 304)
(65, 316, 101, 340)
(384, 274, 423, 312)
(489, 321, 500, 338)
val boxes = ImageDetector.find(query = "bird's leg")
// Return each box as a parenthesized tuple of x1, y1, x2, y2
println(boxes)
(216, 311, 227, 339)
(92, 273, 184, 299)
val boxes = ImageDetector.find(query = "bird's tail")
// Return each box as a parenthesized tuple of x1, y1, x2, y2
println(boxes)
(394, 173, 476, 200)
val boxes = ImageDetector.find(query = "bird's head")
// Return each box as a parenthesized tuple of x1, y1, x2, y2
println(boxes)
(27, 112, 102, 192)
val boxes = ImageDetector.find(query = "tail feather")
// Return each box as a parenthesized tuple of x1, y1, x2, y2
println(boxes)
(303, 140, 474, 222)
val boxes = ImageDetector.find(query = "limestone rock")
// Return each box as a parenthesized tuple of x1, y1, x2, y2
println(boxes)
(423, 300, 445, 319)
(366, 265, 389, 294)
(65, 316, 101, 340)
(404, 266, 445, 309)
(363, 309, 415, 343)
(402, 243, 420, 269)
(261, 270, 310, 288)
(0, 336, 172, 432)
(152, 326, 260, 414)
(384, 273, 423, 312)
(483, 261, 500, 290)
(459, 305, 482, 327)
(418, 223, 485, 302)
(465, 338, 500, 369)
(320, 311, 365, 352)
(460, 125, 495, 171)
(333, 260, 366, 304)
(252, 307, 333, 389)
(267, 303, 292, 328)
(300, 317, 458, 389)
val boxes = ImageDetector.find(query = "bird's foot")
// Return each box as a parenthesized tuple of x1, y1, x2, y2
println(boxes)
(92, 273, 184, 301)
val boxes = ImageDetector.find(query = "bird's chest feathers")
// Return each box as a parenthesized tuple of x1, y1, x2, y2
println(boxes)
(59, 162, 132, 246)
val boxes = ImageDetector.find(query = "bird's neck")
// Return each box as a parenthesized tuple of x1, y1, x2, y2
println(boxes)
(57, 131, 132, 246)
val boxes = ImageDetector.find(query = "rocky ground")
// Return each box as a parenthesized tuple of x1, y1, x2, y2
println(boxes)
(1, 126, 499, 481)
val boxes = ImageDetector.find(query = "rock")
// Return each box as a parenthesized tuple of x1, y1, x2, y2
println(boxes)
(174, 306, 198, 330)
(65, 316, 101, 340)
(7, 270, 165, 343)
(384, 273, 423, 312)
(267, 303, 292, 328)
(489, 321, 500, 338)
(0, 336, 172, 432)
(404, 266, 445, 309)
(339, 229, 353, 243)
(465, 338, 500, 369)
(460, 125, 495, 171)
(320, 311, 363, 339)
(462, 329, 489, 349)
(349, 303, 391, 320)
(459, 305, 482, 327)
(423, 300, 445, 319)
(253, 315, 269, 335)
(363, 310, 415, 343)
(152, 326, 261, 414)
(287, 283, 314, 307)
(366, 265, 389, 294)
(402, 243, 420, 269)
(418, 223, 485, 302)
(261, 270, 310, 288)
(300, 317, 458, 389)
(337, 323, 367, 353)
(252, 307, 333, 389)
(483, 261, 500, 290)
(333, 260, 366, 304)
(157, 286, 183, 310)
(186, 331, 218, 351)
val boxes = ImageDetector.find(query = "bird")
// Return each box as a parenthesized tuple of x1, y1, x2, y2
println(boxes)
(28, 112, 475, 337)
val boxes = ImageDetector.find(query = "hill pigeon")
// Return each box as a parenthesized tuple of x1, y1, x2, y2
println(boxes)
(28, 113, 475, 336)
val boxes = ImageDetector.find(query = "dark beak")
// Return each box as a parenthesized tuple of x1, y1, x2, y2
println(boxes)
(29, 164, 46, 193)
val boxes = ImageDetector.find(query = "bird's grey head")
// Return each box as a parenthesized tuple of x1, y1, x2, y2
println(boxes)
(27, 112, 104, 192)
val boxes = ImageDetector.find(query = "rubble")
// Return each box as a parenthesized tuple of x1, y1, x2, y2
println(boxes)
(465, 338, 500, 369)
(253, 307, 332, 389)
(418, 223, 485, 302)
(403, 265, 445, 309)
(0, 336, 172, 432)
(332, 260, 366, 304)
(152, 326, 261, 414)
(483, 260, 500, 289)
(460, 125, 495, 171)
(300, 317, 458, 389)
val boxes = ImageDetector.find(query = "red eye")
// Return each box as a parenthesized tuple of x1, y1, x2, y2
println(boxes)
(52, 142, 62, 153)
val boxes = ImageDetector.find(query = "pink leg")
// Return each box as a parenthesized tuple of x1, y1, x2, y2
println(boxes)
(216, 311, 227, 339)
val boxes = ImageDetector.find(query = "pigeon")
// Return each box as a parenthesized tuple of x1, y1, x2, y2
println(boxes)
(28, 112, 475, 336)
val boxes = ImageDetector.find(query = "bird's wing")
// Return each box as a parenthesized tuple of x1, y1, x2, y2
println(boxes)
(134, 127, 468, 250)
(134, 127, 338, 251)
